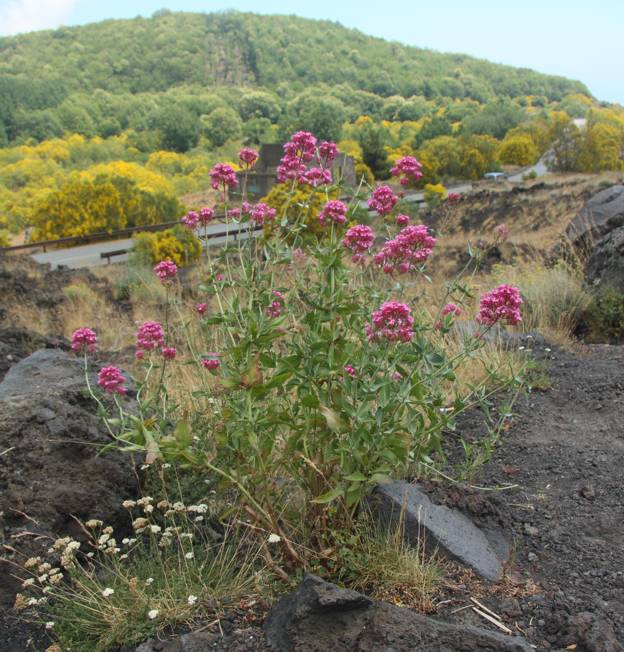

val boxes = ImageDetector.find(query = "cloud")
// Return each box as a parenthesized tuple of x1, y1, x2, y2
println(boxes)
(0, 0, 78, 36)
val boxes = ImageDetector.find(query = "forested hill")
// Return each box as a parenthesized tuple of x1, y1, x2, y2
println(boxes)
(1, 10, 588, 102)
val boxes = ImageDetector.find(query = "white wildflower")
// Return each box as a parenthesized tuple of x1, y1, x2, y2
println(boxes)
(187, 595, 198, 606)
(147, 609, 159, 620)
(21, 578, 35, 588)
(102, 588, 114, 597)
(268, 533, 281, 544)
(45, 621, 55, 630)
(184, 552, 194, 560)
(145, 577, 154, 585)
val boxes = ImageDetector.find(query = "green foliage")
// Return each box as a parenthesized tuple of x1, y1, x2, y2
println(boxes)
(282, 92, 347, 142)
(201, 107, 242, 147)
(133, 226, 201, 267)
(586, 285, 624, 342)
(153, 104, 201, 153)
(462, 99, 525, 139)
(497, 134, 539, 166)
(0, 11, 590, 146)
(29, 171, 182, 241)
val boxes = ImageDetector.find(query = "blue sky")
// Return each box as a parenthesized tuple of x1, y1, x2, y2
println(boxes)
(1, 0, 622, 103)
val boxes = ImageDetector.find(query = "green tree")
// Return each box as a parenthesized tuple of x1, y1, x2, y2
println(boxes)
(153, 105, 200, 153)
(201, 107, 242, 147)
(283, 93, 347, 142)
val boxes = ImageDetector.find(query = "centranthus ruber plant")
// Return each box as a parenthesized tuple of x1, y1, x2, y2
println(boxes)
(82, 131, 523, 561)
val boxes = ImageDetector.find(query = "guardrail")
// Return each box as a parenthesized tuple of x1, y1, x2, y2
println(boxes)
(0, 214, 227, 254)
(98, 223, 264, 264)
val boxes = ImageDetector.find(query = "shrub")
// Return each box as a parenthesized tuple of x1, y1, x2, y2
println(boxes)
(133, 226, 201, 267)
(586, 285, 624, 342)
(423, 183, 447, 209)
(77, 133, 522, 569)
(497, 134, 539, 166)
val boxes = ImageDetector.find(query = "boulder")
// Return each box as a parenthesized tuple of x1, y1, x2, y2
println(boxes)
(264, 574, 533, 651)
(585, 225, 624, 292)
(371, 481, 507, 581)
(0, 349, 137, 607)
(566, 185, 624, 249)
(0, 327, 69, 382)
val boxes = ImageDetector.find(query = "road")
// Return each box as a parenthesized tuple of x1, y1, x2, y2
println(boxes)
(31, 221, 255, 269)
(29, 157, 549, 270)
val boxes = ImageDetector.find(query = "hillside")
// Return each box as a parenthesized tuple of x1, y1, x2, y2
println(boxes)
(0, 11, 588, 98)
(0, 10, 590, 146)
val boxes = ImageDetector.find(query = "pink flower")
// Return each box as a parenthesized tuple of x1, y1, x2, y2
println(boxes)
(390, 156, 423, 186)
(228, 208, 241, 218)
(342, 225, 375, 262)
(199, 207, 214, 225)
(250, 203, 277, 225)
(97, 366, 126, 395)
(239, 147, 259, 169)
(435, 303, 462, 330)
(319, 141, 338, 166)
(373, 224, 436, 274)
(71, 327, 97, 354)
(368, 185, 398, 215)
(277, 131, 319, 182)
(196, 303, 207, 315)
(395, 214, 410, 227)
(154, 260, 177, 283)
(209, 163, 238, 191)
(300, 167, 332, 187)
(265, 290, 285, 318)
(135, 350, 145, 360)
(391, 371, 403, 381)
(366, 301, 414, 343)
(181, 210, 199, 229)
(201, 356, 221, 371)
(493, 223, 509, 241)
(292, 248, 306, 264)
(476, 285, 523, 327)
(344, 364, 356, 378)
(136, 321, 165, 351)
(215, 273, 225, 282)
(319, 200, 348, 225)
(446, 192, 462, 203)
(162, 347, 177, 360)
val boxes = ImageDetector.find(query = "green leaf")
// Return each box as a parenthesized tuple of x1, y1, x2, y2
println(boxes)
(174, 420, 192, 448)
(310, 485, 344, 504)
(344, 471, 367, 482)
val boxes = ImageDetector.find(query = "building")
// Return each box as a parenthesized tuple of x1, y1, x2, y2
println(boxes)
(244, 144, 357, 197)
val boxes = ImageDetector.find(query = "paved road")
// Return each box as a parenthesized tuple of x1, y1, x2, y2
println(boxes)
(31, 222, 254, 270)
(29, 158, 550, 270)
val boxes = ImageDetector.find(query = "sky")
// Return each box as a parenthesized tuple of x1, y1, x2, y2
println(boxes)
(0, 0, 622, 104)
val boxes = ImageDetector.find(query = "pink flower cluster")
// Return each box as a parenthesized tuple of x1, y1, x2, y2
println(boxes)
(136, 321, 165, 351)
(265, 290, 285, 318)
(319, 200, 348, 225)
(395, 214, 410, 227)
(250, 202, 277, 225)
(493, 223, 510, 241)
(196, 303, 207, 315)
(181, 210, 199, 229)
(366, 301, 414, 343)
(435, 303, 462, 329)
(239, 147, 259, 169)
(446, 192, 462, 203)
(202, 355, 221, 371)
(71, 327, 97, 354)
(342, 224, 375, 262)
(319, 141, 338, 166)
(301, 167, 332, 187)
(368, 185, 398, 215)
(277, 131, 337, 186)
(162, 347, 177, 360)
(390, 156, 423, 186)
(181, 207, 215, 229)
(98, 366, 126, 395)
(477, 285, 523, 327)
(209, 163, 238, 191)
(154, 260, 177, 284)
(344, 364, 356, 378)
(374, 224, 436, 274)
